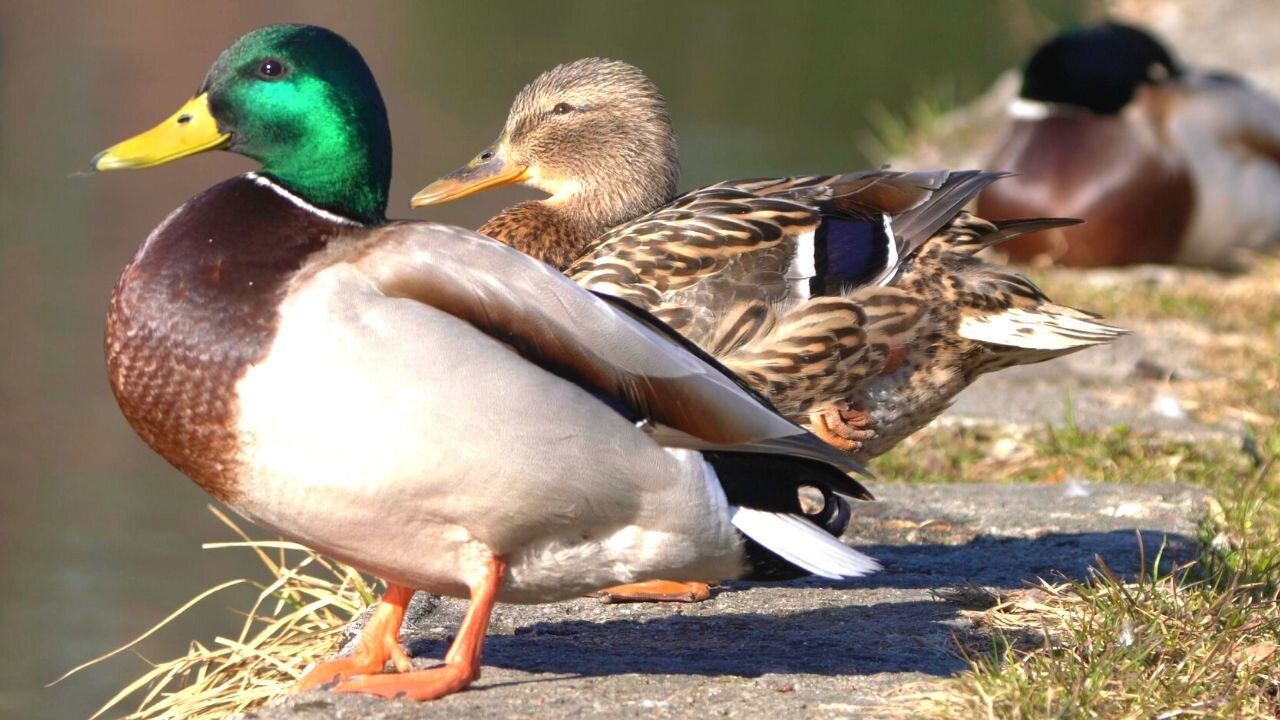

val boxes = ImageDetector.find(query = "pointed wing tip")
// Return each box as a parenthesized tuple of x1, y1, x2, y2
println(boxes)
(958, 308, 1131, 351)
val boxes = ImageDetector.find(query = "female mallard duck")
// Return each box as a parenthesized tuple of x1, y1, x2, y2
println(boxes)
(978, 22, 1280, 268)
(412, 58, 1125, 462)
(92, 24, 881, 701)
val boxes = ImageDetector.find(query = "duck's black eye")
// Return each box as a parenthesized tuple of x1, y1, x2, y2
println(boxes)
(551, 102, 574, 115)
(257, 59, 287, 79)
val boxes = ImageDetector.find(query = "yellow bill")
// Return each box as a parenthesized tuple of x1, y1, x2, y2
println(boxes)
(411, 142, 531, 207)
(92, 93, 231, 171)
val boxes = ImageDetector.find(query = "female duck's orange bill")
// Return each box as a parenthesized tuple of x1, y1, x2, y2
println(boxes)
(411, 140, 530, 207)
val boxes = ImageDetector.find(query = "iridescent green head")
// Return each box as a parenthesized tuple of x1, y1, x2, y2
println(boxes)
(94, 24, 392, 225)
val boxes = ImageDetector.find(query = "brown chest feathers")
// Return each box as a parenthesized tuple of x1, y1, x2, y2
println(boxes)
(479, 201, 596, 271)
(106, 175, 350, 501)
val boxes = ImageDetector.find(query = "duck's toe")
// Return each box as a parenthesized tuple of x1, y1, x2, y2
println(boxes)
(330, 662, 474, 701)
(591, 580, 713, 604)
(296, 584, 415, 691)
(809, 402, 876, 452)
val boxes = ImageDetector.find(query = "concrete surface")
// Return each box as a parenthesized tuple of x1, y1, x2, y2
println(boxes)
(238, 482, 1207, 719)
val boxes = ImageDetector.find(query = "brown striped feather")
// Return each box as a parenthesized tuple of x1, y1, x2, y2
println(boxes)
(480, 201, 596, 271)
(846, 212, 1127, 460)
(474, 165, 1123, 459)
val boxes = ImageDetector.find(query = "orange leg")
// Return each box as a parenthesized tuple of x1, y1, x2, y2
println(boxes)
(809, 401, 876, 453)
(330, 555, 507, 701)
(296, 583, 415, 691)
(592, 579, 713, 604)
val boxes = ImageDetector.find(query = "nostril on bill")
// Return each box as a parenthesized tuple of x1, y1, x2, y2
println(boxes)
(177, 114, 192, 125)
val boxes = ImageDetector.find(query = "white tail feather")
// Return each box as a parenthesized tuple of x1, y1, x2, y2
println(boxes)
(958, 305, 1127, 351)
(729, 506, 880, 579)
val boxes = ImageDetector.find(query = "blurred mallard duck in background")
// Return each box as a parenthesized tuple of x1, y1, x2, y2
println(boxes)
(978, 22, 1280, 268)
(413, 58, 1126, 465)
(90, 24, 883, 700)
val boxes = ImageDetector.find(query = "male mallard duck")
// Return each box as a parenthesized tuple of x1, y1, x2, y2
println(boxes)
(92, 25, 881, 701)
(413, 58, 1125, 462)
(978, 22, 1280, 268)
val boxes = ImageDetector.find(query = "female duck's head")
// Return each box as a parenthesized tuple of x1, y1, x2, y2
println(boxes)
(413, 58, 679, 231)
(93, 24, 391, 225)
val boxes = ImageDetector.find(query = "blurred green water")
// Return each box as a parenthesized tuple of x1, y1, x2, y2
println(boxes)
(0, 1, 1087, 717)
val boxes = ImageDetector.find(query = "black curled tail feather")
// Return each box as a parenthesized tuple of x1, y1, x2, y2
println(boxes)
(705, 451, 865, 581)
(811, 486, 853, 537)
(740, 491, 854, 581)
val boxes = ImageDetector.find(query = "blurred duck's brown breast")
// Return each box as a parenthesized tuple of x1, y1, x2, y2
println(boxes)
(978, 116, 1193, 267)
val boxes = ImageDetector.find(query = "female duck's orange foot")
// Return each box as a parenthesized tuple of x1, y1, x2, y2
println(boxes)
(296, 584, 415, 691)
(592, 580, 712, 603)
(810, 402, 876, 453)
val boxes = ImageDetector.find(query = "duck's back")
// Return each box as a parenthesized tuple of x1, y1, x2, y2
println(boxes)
(979, 114, 1193, 267)
(1164, 75, 1280, 266)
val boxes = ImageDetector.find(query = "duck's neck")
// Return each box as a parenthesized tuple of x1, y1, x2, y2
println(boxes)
(480, 201, 597, 270)
(482, 182, 673, 270)
(257, 141, 389, 226)
(238, 108, 392, 226)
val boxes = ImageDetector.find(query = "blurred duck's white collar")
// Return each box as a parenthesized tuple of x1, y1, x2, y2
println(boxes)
(1007, 98, 1056, 120)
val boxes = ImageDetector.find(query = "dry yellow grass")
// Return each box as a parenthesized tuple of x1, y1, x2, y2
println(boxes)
(53, 507, 374, 720)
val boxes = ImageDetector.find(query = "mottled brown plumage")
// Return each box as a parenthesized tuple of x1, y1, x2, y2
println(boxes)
(478, 201, 590, 271)
(848, 213, 1119, 460)
(562, 170, 984, 426)
(416, 59, 1126, 458)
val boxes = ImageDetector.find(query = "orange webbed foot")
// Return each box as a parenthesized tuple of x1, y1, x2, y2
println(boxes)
(296, 584, 414, 691)
(331, 662, 473, 701)
(810, 402, 876, 453)
(315, 556, 506, 702)
(592, 580, 713, 604)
